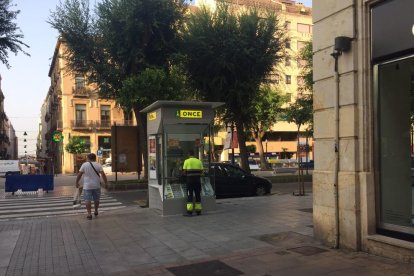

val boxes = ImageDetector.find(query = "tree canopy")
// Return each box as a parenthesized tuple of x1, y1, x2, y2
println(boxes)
(49, 0, 187, 98)
(248, 85, 287, 168)
(49, 0, 189, 178)
(181, 2, 285, 171)
(299, 41, 313, 93)
(65, 136, 86, 154)
(0, 0, 29, 68)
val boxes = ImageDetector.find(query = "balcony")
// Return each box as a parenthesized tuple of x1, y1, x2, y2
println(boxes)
(71, 120, 94, 129)
(113, 120, 136, 126)
(72, 86, 92, 97)
(57, 120, 63, 131)
(95, 120, 111, 129)
(0, 133, 10, 144)
(95, 120, 136, 129)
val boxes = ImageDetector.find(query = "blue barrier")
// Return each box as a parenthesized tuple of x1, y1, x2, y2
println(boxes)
(5, 174, 54, 194)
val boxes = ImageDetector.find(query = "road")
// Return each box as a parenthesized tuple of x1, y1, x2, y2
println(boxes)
(0, 171, 312, 220)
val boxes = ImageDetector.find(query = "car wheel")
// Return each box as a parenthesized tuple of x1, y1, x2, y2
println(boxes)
(255, 185, 266, 196)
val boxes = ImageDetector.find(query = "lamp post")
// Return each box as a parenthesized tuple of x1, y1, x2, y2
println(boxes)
(23, 131, 28, 166)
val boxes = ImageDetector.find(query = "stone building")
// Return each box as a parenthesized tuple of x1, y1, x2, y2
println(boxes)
(313, 0, 414, 261)
(0, 75, 17, 160)
(41, 40, 134, 174)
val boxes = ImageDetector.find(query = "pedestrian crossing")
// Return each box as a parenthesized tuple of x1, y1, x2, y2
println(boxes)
(0, 194, 125, 220)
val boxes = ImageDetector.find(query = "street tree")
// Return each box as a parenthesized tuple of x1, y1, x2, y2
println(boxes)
(181, 2, 285, 172)
(299, 41, 313, 93)
(49, 0, 187, 178)
(285, 95, 313, 158)
(298, 41, 313, 169)
(0, 0, 29, 68)
(247, 85, 287, 169)
(65, 136, 86, 173)
(285, 95, 312, 195)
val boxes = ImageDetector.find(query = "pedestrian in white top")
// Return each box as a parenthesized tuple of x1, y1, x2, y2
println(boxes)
(76, 153, 108, 220)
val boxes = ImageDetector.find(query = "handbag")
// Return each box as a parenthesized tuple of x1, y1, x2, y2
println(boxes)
(73, 187, 82, 208)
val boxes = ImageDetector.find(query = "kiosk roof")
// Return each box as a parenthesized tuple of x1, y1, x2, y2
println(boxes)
(140, 100, 224, 113)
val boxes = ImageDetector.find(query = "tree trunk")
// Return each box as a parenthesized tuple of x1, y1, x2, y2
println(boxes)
(254, 133, 266, 170)
(235, 119, 250, 173)
(134, 108, 148, 180)
(296, 125, 304, 195)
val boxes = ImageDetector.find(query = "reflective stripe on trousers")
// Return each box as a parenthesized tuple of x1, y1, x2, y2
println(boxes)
(195, 202, 202, 211)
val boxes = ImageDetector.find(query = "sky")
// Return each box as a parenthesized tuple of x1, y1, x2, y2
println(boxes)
(0, 0, 312, 158)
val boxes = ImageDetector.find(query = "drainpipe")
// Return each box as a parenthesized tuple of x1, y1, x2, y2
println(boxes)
(331, 36, 352, 249)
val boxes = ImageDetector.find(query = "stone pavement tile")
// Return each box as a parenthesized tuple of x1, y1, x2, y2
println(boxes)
(121, 251, 156, 266)
(161, 238, 189, 249)
(153, 254, 185, 265)
(172, 246, 209, 260)
(175, 232, 203, 242)
(220, 237, 270, 252)
(138, 238, 166, 249)
(145, 245, 176, 257)
(201, 246, 232, 256)
(191, 240, 220, 250)
(203, 233, 231, 243)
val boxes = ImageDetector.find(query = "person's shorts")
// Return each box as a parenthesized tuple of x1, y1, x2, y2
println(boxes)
(83, 188, 101, 202)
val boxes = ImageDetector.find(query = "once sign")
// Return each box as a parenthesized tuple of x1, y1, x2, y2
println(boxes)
(176, 110, 203, 119)
(148, 112, 157, 121)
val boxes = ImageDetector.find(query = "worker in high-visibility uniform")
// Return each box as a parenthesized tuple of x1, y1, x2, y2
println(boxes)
(183, 149, 203, 216)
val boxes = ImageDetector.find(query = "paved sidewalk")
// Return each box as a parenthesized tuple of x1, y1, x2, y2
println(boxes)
(0, 193, 413, 276)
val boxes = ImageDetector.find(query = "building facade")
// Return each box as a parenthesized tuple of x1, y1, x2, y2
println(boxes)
(41, 40, 134, 174)
(313, 0, 414, 261)
(0, 75, 17, 160)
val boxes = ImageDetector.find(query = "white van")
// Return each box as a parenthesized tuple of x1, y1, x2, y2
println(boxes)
(0, 160, 20, 177)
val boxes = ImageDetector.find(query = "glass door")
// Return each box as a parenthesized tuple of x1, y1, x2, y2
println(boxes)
(376, 56, 414, 234)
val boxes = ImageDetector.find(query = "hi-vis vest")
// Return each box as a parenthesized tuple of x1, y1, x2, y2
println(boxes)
(183, 157, 203, 176)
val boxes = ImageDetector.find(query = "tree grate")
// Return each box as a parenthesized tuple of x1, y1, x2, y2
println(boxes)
(287, 246, 328, 256)
(167, 260, 243, 276)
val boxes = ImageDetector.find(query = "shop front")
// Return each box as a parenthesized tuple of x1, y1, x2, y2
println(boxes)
(372, 0, 414, 241)
(313, 0, 414, 261)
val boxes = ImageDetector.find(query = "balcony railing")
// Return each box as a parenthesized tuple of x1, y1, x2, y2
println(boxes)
(59, 120, 137, 130)
(95, 120, 111, 129)
(71, 120, 94, 129)
(96, 120, 136, 128)
(72, 86, 92, 97)
(113, 120, 136, 126)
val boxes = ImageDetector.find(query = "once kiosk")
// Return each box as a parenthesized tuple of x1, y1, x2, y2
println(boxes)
(141, 101, 224, 216)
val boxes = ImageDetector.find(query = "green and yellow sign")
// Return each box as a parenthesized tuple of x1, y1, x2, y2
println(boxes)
(176, 110, 203, 119)
(52, 131, 63, 142)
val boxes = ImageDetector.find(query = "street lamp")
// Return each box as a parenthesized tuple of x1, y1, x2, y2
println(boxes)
(24, 131, 28, 166)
